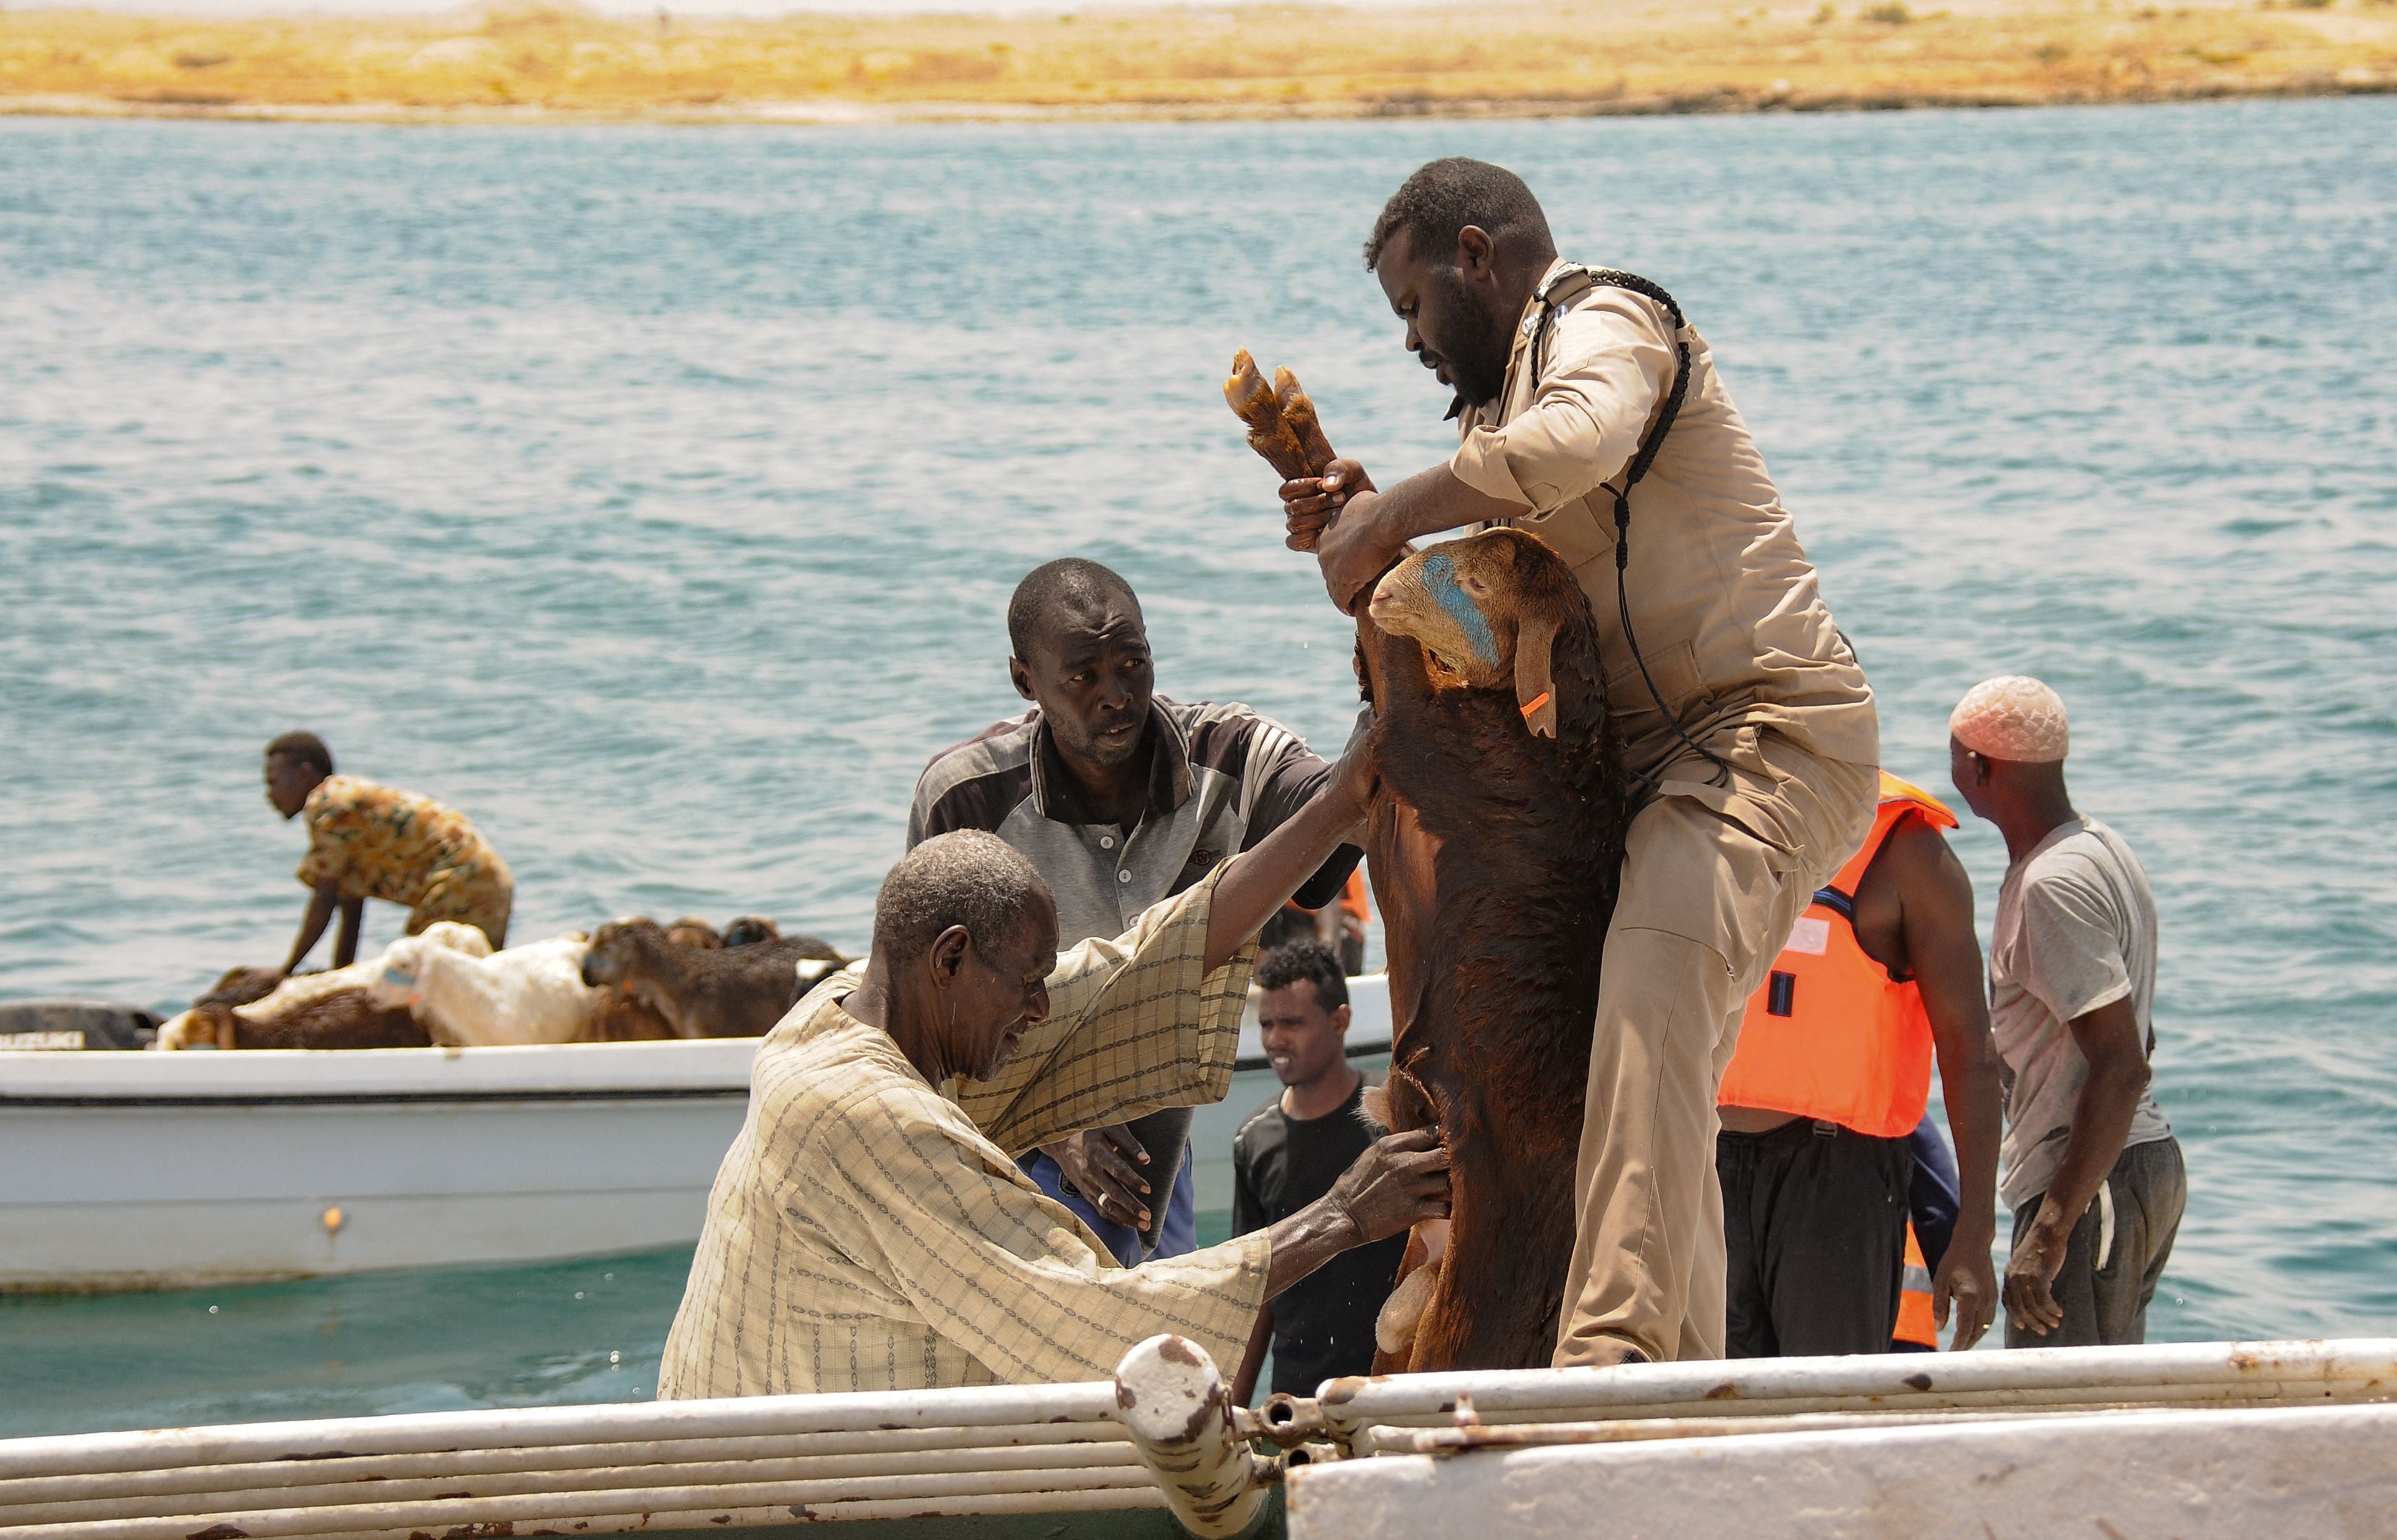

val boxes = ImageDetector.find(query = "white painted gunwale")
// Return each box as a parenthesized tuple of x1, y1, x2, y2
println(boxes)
(0, 1037, 761, 1100)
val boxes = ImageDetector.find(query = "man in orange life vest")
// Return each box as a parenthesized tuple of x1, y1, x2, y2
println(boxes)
(1715, 772, 2006, 1355)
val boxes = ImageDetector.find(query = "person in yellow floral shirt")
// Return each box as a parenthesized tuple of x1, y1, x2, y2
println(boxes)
(262, 732, 514, 977)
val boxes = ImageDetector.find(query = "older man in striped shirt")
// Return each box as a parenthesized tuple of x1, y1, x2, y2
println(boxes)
(660, 737, 1446, 1398)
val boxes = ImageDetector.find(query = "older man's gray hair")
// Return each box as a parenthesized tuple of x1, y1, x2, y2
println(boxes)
(872, 830, 1052, 963)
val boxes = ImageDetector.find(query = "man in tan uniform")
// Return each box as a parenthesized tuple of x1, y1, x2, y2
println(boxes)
(1283, 158, 1879, 1365)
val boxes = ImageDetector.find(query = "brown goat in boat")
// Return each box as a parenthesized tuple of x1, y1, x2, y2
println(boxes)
(576, 916, 792, 1040)
(194, 967, 283, 1012)
(188, 984, 429, 1050)
(579, 992, 679, 1042)
(172, 963, 428, 1050)
(665, 916, 724, 950)
(1357, 527, 1634, 1372)
(581, 919, 849, 1039)
(720, 915, 782, 948)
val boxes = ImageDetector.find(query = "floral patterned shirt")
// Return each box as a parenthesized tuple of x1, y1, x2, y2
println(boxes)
(295, 774, 496, 907)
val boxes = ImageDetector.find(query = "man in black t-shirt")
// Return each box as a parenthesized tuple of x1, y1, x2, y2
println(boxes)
(1233, 943, 1406, 1395)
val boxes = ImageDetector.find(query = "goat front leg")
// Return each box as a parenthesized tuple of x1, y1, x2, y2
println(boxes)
(1372, 1216, 1450, 1368)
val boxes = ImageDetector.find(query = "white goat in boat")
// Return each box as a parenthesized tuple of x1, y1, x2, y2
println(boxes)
(370, 932, 608, 1047)
(366, 929, 608, 1048)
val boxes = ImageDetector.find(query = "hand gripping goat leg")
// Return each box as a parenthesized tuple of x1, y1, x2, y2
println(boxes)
(1224, 351, 1340, 550)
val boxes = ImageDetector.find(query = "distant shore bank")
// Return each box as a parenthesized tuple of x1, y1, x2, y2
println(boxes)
(4, 0, 2395, 126)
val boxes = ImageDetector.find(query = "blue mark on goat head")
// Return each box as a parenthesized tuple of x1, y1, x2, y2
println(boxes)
(1421, 552, 1498, 668)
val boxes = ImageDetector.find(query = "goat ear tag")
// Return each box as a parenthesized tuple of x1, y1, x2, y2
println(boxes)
(1513, 616, 1560, 739)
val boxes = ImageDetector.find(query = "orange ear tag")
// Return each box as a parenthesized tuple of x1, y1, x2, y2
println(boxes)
(1518, 692, 1552, 722)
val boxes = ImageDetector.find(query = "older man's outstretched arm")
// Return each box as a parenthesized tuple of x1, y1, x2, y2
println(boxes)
(955, 732, 1376, 1155)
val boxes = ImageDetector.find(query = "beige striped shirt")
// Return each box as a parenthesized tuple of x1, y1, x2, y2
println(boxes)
(657, 869, 1268, 1398)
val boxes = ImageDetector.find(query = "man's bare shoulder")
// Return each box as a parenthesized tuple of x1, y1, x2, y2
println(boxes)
(1867, 811, 1970, 895)
(1850, 810, 1971, 966)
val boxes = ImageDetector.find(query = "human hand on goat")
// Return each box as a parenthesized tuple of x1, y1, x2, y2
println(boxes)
(1324, 1127, 1451, 1244)
(1042, 1125, 1152, 1231)
(1313, 487, 1409, 614)
(1281, 459, 1376, 552)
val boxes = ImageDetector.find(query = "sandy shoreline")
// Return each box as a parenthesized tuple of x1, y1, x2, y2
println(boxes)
(6, 77, 2395, 127)
(3, 0, 2394, 125)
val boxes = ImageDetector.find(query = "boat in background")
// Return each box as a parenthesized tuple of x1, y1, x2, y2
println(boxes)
(0, 977, 1392, 1292)
(0, 1039, 756, 1292)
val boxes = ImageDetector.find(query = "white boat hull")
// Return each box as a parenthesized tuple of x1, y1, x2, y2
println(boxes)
(1288, 1400, 2397, 1540)
(0, 1040, 755, 1291)
(0, 1102, 747, 1290)
(1, 978, 1394, 1291)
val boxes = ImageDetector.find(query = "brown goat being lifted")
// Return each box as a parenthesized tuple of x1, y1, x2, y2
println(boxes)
(1360, 527, 1635, 1371)
(1224, 358, 1636, 1369)
(581, 921, 849, 1039)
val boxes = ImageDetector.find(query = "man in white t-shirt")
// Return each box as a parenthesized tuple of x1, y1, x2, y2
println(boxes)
(1949, 676, 2185, 1347)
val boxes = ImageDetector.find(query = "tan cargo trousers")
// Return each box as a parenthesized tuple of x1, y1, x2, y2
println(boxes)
(1553, 724, 1878, 1366)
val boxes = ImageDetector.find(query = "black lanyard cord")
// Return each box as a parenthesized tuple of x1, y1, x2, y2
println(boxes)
(1527, 266, 1732, 789)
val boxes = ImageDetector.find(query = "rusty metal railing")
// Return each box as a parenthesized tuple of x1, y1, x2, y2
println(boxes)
(5, 1337, 2390, 1539)
(1298, 1337, 2397, 1458)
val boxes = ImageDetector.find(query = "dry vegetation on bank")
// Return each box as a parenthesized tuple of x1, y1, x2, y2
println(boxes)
(2, 0, 2393, 123)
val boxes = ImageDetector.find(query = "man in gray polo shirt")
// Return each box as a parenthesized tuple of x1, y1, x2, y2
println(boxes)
(1950, 676, 2184, 1347)
(909, 558, 1362, 1262)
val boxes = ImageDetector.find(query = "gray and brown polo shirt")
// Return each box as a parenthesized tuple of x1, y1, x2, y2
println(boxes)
(906, 697, 1360, 947)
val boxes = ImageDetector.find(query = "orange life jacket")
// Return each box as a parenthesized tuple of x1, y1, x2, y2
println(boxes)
(1282, 871, 1371, 923)
(1894, 1220, 1937, 1349)
(1718, 772, 1959, 1139)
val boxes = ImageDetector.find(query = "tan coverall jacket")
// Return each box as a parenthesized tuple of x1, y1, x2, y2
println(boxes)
(1452, 259, 1880, 1363)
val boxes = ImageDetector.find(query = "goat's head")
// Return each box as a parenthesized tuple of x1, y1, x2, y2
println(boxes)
(371, 935, 432, 1008)
(370, 922, 493, 1005)
(666, 916, 723, 950)
(421, 921, 495, 958)
(722, 915, 782, 948)
(1366, 527, 1585, 738)
(582, 918, 666, 988)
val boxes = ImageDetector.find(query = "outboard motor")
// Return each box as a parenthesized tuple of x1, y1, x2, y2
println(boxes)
(0, 999, 164, 1051)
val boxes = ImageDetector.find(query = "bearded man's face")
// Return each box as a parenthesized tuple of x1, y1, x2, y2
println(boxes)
(1375, 227, 1517, 411)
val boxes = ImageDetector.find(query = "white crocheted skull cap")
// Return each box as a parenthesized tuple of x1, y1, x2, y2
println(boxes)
(1950, 676, 2070, 764)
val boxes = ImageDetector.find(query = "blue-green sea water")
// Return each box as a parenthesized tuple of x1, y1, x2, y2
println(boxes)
(2, 98, 2392, 1437)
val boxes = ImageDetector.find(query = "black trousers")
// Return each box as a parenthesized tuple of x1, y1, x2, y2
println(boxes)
(1718, 1118, 1912, 1358)
(2006, 1136, 2185, 1349)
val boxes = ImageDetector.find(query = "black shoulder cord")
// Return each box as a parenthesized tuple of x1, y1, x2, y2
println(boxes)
(1527, 264, 1732, 789)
